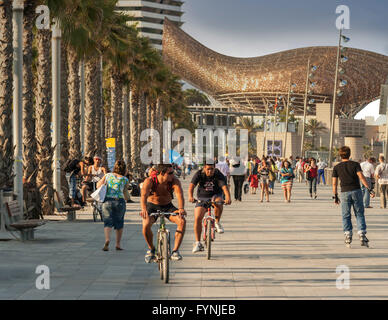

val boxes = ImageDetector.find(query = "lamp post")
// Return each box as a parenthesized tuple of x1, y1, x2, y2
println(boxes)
(12, 0, 24, 210)
(272, 100, 277, 157)
(52, 19, 61, 193)
(283, 79, 294, 157)
(328, 29, 349, 167)
(300, 58, 311, 157)
(262, 99, 269, 156)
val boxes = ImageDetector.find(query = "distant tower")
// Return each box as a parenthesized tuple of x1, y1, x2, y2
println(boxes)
(116, 0, 184, 51)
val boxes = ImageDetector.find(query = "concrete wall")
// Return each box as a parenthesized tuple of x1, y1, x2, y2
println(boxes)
(256, 132, 302, 158)
(344, 137, 364, 162)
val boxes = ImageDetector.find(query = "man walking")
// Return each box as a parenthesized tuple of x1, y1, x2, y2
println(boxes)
(216, 156, 230, 183)
(317, 158, 327, 185)
(360, 157, 375, 208)
(332, 146, 374, 248)
(375, 155, 388, 209)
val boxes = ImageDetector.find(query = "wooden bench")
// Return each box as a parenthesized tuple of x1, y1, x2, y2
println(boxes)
(5, 201, 45, 241)
(54, 190, 82, 221)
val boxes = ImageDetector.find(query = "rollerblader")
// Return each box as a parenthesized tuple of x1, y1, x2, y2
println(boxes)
(332, 146, 374, 248)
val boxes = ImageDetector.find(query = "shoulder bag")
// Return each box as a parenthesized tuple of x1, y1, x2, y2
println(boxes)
(91, 175, 108, 203)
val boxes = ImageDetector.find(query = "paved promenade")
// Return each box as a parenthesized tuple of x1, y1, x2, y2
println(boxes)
(1, 178, 388, 300)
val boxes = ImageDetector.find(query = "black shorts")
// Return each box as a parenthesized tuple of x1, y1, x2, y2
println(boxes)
(146, 202, 178, 220)
(195, 194, 223, 208)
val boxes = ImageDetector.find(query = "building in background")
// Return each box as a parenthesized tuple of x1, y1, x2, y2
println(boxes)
(116, 0, 184, 50)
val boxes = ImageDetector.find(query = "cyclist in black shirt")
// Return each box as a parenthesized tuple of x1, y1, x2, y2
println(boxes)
(188, 161, 231, 253)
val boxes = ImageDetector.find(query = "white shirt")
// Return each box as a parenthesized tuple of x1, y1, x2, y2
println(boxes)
(360, 161, 374, 179)
(375, 162, 388, 184)
(216, 161, 230, 177)
(317, 161, 327, 170)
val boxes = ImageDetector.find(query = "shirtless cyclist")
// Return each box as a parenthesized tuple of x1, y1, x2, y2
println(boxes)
(140, 164, 186, 263)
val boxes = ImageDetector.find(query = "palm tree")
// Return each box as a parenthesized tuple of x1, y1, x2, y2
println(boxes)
(35, 25, 53, 215)
(130, 86, 140, 173)
(305, 119, 327, 149)
(67, 49, 82, 159)
(102, 10, 136, 162)
(235, 117, 261, 152)
(60, 42, 70, 198)
(84, 57, 99, 157)
(0, 0, 14, 189)
(22, 0, 38, 188)
(183, 88, 210, 106)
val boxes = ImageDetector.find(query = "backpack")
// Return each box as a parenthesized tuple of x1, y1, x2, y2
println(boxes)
(63, 159, 80, 173)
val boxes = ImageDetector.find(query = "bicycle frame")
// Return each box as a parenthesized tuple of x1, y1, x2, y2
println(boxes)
(202, 206, 216, 242)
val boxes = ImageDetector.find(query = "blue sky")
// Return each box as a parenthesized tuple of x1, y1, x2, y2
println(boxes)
(181, 0, 388, 119)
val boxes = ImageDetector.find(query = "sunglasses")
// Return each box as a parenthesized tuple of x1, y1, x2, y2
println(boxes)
(167, 171, 174, 175)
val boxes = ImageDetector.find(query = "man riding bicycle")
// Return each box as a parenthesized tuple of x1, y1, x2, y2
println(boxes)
(140, 164, 186, 263)
(188, 160, 231, 253)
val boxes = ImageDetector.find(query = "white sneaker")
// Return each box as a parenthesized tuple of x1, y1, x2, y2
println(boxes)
(215, 222, 224, 234)
(192, 242, 204, 253)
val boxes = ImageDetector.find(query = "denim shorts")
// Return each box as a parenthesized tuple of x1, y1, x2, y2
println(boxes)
(102, 198, 126, 230)
(69, 174, 77, 199)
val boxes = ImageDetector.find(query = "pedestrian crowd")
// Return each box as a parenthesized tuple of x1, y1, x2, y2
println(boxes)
(61, 146, 386, 254)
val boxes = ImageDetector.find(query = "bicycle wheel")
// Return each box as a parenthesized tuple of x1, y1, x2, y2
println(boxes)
(162, 232, 169, 283)
(93, 206, 98, 222)
(157, 232, 163, 280)
(206, 221, 212, 260)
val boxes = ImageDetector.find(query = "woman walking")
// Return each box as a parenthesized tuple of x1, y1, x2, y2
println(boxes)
(248, 158, 259, 194)
(258, 159, 270, 202)
(280, 160, 294, 202)
(305, 158, 318, 199)
(97, 160, 130, 251)
(268, 158, 278, 194)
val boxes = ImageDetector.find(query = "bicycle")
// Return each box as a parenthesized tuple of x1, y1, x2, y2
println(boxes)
(149, 211, 178, 284)
(92, 200, 103, 222)
(194, 199, 225, 260)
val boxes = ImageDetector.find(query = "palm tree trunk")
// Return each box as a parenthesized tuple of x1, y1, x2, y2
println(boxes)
(138, 92, 147, 171)
(36, 29, 54, 215)
(84, 57, 99, 157)
(67, 48, 82, 159)
(125, 86, 132, 171)
(130, 86, 140, 174)
(60, 43, 69, 198)
(146, 95, 152, 129)
(156, 99, 164, 164)
(0, 1, 14, 189)
(94, 58, 102, 157)
(22, 1, 37, 186)
(110, 70, 123, 161)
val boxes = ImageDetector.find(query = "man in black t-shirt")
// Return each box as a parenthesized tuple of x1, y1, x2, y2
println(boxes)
(332, 146, 375, 247)
(188, 161, 231, 253)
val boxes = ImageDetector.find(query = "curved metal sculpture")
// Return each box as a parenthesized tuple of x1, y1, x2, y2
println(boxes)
(162, 18, 388, 116)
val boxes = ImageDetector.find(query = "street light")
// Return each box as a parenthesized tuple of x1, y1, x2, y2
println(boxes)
(328, 29, 351, 168)
(341, 55, 349, 63)
(300, 58, 318, 157)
